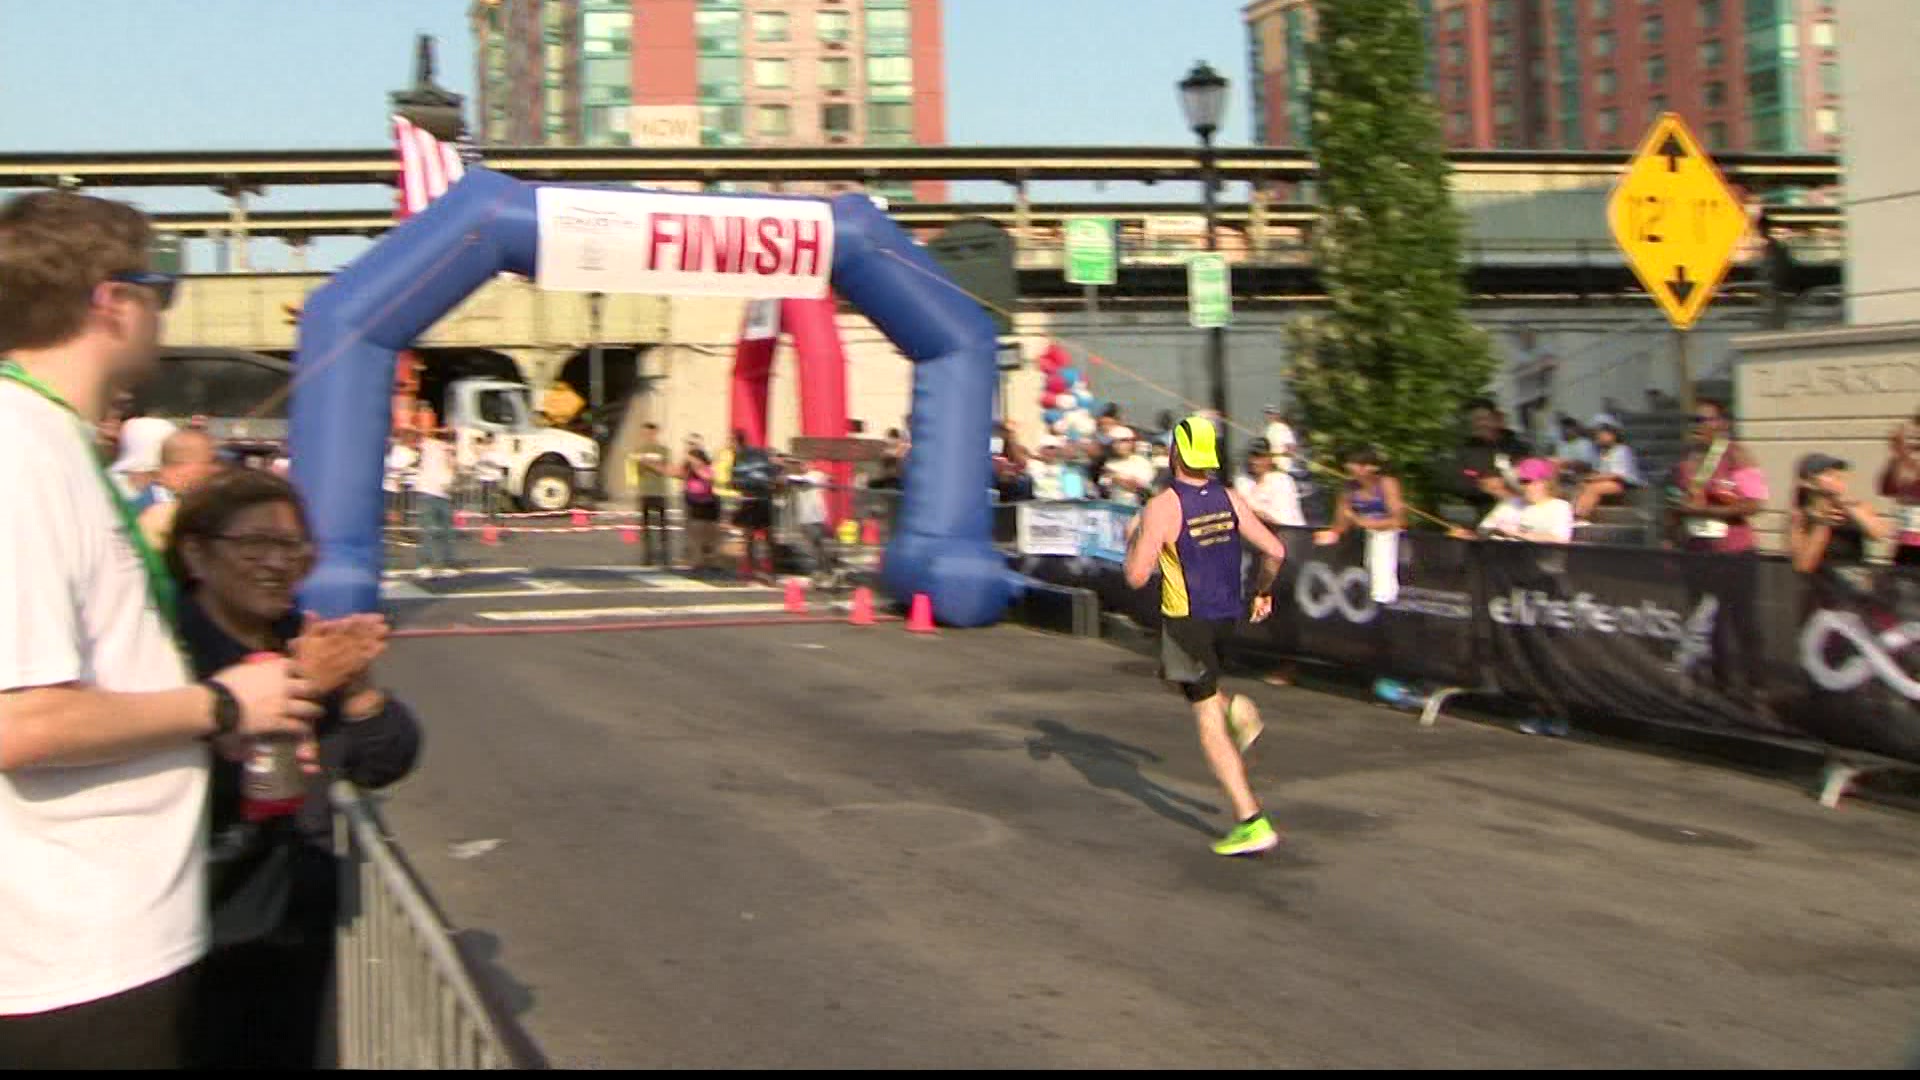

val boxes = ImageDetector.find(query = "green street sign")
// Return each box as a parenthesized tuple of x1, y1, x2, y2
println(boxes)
(1064, 217, 1116, 286)
(1187, 253, 1231, 328)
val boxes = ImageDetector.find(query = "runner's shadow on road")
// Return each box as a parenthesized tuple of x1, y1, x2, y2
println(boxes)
(1026, 719, 1220, 836)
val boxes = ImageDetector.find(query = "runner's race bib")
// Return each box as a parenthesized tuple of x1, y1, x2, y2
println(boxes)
(1686, 518, 1730, 540)
(1902, 505, 1920, 537)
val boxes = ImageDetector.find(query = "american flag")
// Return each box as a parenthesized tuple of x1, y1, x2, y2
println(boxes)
(391, 114, 468, 220)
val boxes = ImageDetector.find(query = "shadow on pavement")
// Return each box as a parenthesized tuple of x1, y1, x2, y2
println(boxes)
(1026, 719, 1220, 836)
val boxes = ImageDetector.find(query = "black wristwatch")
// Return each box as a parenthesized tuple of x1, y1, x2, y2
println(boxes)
(203, 679, 241, 738)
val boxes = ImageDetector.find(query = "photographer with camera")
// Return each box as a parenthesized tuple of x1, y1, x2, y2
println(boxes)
(1790, 454, 1890, 575)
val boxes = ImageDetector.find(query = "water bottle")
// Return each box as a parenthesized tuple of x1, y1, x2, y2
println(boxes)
(239, 652, 306, 823)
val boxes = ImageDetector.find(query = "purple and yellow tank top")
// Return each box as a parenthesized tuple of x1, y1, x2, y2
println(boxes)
(1158, 480, 1243, 620)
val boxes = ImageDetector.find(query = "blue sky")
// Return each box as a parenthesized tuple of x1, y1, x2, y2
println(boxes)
(0, 0, 1251, 270)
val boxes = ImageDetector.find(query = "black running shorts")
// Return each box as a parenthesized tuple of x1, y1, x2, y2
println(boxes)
(1161, 616, 1235, 703)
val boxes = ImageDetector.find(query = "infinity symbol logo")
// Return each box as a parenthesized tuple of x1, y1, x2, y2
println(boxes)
(1800, 610, 1920, 699)
(1295, 563, 1378, 624)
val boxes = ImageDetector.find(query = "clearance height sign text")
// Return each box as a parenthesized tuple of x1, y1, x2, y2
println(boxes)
(535, 189, 836, 299)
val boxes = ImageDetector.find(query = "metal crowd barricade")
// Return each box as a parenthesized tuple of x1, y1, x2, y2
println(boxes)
(333, 783, 524, 1070)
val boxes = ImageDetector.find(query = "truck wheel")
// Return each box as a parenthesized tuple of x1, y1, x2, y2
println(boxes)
(523, 462, 574, 512)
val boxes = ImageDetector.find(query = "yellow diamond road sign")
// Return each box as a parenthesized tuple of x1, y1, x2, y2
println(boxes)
(1607, 113, 1750, 330)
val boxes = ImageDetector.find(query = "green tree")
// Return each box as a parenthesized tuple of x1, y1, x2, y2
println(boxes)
(1285, 0, 1495, 511)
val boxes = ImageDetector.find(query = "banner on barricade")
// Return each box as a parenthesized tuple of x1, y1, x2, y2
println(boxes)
(1010, 506, 1920, 766)
(1476, 542, 1769, 733)
(1270, 528, 1479, 686)
(1011, 500, 1136, 563)
(1015, 502, 1084, 557)
(1793, 567, 1920, 764)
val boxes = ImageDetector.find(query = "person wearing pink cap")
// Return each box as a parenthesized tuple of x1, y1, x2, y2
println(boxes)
(1457, 457, 1573, 544)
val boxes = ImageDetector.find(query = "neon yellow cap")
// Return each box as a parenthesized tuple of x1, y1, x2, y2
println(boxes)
(1173, 414, 1219, 471)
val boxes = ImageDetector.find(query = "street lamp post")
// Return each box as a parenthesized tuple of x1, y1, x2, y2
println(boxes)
(1179, 61, 1231, 472)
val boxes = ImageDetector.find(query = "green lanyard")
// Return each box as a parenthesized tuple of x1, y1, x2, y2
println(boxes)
(0, 359, 179, 632)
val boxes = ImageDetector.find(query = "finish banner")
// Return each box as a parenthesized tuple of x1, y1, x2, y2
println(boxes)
(535, 188, 835, 298)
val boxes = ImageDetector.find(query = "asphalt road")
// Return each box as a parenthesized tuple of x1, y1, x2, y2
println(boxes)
(374, 620, 1920, 1069)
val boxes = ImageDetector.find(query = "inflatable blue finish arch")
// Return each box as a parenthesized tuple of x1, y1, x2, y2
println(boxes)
(291, 169, 1018, 627)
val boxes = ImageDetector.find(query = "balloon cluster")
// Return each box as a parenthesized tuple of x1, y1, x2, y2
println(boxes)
(1036, 342, 1104, 441)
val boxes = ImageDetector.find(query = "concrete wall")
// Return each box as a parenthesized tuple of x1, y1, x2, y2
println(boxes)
(1837, 0, 1920, 324)
(1736, 322, 1920, 550)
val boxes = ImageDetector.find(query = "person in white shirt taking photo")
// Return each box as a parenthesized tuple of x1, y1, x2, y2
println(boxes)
(0, 191, 321, 1068)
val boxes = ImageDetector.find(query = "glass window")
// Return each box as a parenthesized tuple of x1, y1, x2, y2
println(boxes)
(869, 100, 913, 133)
(1494, 68, 1514, 92)
(752, 10, 788, 43)
(817, 10, 851, 42)
(1700, 39, 1723, 67)
(582, 11, 631, 52)
(1812, 20, 1835, 47)
(1453, 75, 1467, 99)
(1820, 62, 1840, 95)
(1649, 94, 1667, 118)
(1596, 69, 1616, 95)
(1816, 106, 1838, 134)
(1707, 121, 1728, 148)
(1700, 0, 1722, 29)
(755, 103, 791, 136)
(1647, 54, 1665, 84)
(695, 9, 741, 52)
(1493, 31, 1511, 57)
(755, 57, 790, 88)
(1445, 7, 1465, 31)
(1492, 0, 1512, 20)
(1643, 14, 1662, 43)
(818, 56, 851, 90)
(583, 106, 629, 145)
(1591, 0, 1612, 18)
(700, 102, 744, 145)
(1705, 80, 1726, 107)
(822, 103, 853, 136)
(867, 54, 912, 85)
(698, 55, 742, 97)
(1599, 107, 1618, 134)
(1594, 31, 1613, 58)
(1495, 102, 1516, 125)
(866, 7, 910, 51)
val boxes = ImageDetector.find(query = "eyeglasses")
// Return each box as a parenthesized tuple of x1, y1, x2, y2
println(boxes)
(214, 534, 313, 563)
(106, 270, 177, 311)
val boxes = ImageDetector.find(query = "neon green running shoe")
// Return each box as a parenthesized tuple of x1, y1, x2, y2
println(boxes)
(1225, 694, 1264, 754)
(1212, 815, 1280, 857)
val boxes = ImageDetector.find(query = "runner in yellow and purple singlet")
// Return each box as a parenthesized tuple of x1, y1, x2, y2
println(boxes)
(1124, 415, 1289, 856)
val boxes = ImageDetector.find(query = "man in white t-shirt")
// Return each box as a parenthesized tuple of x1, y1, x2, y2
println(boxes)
(0, 191, 320, 1067)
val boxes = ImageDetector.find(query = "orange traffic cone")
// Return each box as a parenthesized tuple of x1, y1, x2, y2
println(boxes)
(906, 593, 936, 634)
(784, 578, 807, 614)
(453, 510, 469, 528)
(849, 587, 876, 626)
(620, 526, 639, 545)
(571, 508, 589, 528)
(480, 523, 501, 546)
(861, 519, 881, 546)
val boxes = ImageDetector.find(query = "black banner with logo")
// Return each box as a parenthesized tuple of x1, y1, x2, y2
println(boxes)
(1023, 522, 1920, 767)
(1267, 529, 1479, 686)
